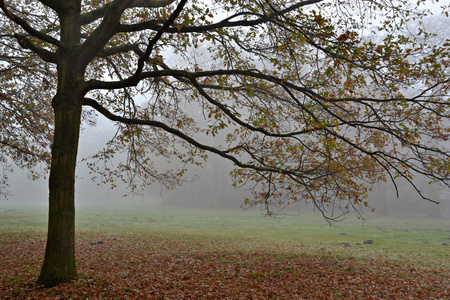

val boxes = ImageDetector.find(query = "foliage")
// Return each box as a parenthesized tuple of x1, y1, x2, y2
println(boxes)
(0, 0, 449, 286)
(1, 0, 449, 217)
(0, 2, 53, 190)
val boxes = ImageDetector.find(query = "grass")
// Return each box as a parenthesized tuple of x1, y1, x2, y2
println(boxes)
(1, 201, 449, 265)
(1, 201, 449, 299)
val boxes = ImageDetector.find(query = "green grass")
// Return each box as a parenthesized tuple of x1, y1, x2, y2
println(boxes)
(1, 201, 449, 268)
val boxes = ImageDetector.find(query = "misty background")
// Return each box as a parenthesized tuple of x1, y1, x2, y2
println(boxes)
(3, 4, 450, 219)
(5, 111, 450, 218)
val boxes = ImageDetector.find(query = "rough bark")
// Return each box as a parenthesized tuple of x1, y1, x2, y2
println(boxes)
(37, 72, 84, 285)
(37, 96, 82, 286)
(37, 1, 83, 286)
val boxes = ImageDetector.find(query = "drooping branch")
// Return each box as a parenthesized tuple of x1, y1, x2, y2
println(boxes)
(82, 97, 312, 179)
(189, 77, 314, 138)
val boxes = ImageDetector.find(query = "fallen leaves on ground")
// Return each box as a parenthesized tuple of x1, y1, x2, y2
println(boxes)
(0, 233, 449, 299)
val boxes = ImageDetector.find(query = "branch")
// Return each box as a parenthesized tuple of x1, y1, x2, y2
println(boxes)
(82, 66, 450, 131)
(78, 0, 135, 69)
(36, 0, 64, 13)
(82, 97, 309, 178)
(82, 68, 288, 91)
(0, 139, 50, 163)
(189, 77, 313, 138)
(14, 34, 57, 63)
(80, 0, 177, 25)
(97, 43, 143, 58)
(117, 0, 323, 34)
(0, 0, 62, 48)
(128, 0, 188, 85)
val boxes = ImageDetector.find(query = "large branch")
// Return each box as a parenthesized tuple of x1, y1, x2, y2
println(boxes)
(82, 68, 296, 91)
(14, 34, 57, 63)
(80, 0, 177, 25)
(128, 0, 188, 85)
(97, 43, 143, 58)
(117, 0, 323, 34)
(77, 0, 135, 69)
(0, 0, 61, 48)
(84, 66, 450, 109)
(82, 97, 311, 178)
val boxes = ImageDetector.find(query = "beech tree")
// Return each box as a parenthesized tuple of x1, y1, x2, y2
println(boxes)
(1, 0, 449, 286)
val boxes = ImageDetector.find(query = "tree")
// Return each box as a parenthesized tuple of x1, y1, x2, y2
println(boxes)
(1, 0, 449, 286)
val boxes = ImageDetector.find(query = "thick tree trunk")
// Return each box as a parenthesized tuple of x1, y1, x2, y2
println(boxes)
(37, 93, 83, 286)
(36, 1, 83, 287)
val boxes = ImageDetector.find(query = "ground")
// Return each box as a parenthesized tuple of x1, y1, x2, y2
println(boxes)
(1, 203, 449, 299)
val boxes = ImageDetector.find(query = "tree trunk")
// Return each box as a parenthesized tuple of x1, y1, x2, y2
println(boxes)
(37, 1, 83, 286)
(37, 92, 83, 286)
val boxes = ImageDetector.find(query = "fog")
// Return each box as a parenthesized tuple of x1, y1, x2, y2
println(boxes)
(3, 6, 450, 220)
(4, 95, 450, 218)
(5, 104, 449, 218)
(5, 117, 450, 218)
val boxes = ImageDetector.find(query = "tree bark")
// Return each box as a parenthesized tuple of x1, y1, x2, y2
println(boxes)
(37, 91, 83, 286)
(37, 1, 83, 286)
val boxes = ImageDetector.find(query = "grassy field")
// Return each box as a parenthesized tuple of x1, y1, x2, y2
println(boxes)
(1, 201, 449, 299)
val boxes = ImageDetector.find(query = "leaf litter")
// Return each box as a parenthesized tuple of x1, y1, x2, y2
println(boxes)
(0, 233, 449, 299)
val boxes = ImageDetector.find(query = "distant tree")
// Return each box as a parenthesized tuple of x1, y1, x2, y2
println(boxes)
(1, 0, 449, 286)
